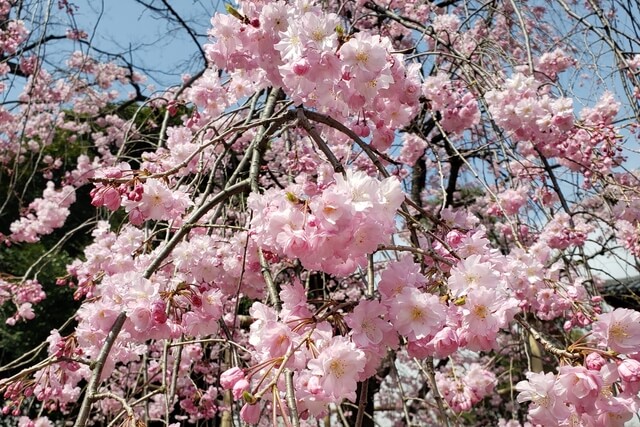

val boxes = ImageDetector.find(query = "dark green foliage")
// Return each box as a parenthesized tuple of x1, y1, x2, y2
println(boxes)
(0, 102, 180, 367)
(0, 242, 78, 366)
(0, 102, 190, 370)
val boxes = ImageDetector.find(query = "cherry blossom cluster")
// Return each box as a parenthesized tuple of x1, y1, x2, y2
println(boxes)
(486, 73, 625, 188)
(560, 93, 624, 182)
(41, 214, 265, 415)
(485, 73, 575, 158)
(0, 278, 45, 325)
(2, 329, 86, 416)
(90, 163, 192, 226)
(513, 309, 640, 425)
(121, 178, 191, 225)
(422, 73, 480, 134)
(248, 170, 404, 276)
(535, 48, 575, 81)
(435, 363, 497, 413)
(0, 19, 28, 56)
(9, 182, 76, 243)
(205, 0, 422, 151)
(538, 212, 593, 250)
(420, 214, 597, 327)
(216, 235, 582, 423)
(517, 308, 640, 425)
(604, 172, 640, 257)
(218, 281, 369, 422)
(427, 13, 482, 57)
(487, 187, 529, 216)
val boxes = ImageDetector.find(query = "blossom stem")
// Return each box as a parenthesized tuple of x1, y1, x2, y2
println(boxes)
(366, 254, 374, 297)
(107, 389, 163, 427)
(254, 330, 314, 401)
(93, 392, 135, 423)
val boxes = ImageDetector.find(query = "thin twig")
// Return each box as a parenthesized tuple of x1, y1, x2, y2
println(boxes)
(416, 358, 450, 427)
(354, 378, 369, 427)
(92, 392, 135, 422)
(296, 108, 345, 175)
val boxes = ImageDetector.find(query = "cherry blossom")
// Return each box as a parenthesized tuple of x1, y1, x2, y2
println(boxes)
(592, 308, 640, 354)
(2, 0, 640, 426)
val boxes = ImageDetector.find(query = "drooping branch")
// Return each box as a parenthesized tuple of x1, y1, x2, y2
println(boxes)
(74, 312, 127, 427)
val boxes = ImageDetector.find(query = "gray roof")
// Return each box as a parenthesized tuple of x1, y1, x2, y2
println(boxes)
(600, 276, 640, 309)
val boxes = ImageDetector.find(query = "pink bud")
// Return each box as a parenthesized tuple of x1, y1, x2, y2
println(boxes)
(102, 187, 121, 210)
(563, 320, 573, 331)
(232, 378, 250, 399)
(220, 367, 245, 390)
(292, 59, 310, 76)
(431, 327, 459, 358)
(151, 300, 167, 324)
(619, 359, 640, 383)
(406, 337, 432, 359)
(167, 100, 178, 116)
(240, 403, 260, 424)
(128, 184, 143, 202)
(585, 352, 606, 371)
(445, 230, 465, 247)
(128, 208, 145, 226)
(191, 294, 202, 308)
(90, 186, 105, 207)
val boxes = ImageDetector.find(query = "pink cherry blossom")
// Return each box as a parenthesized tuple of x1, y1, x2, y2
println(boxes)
(592, 308, 640, 354)
(345, 300, 394, 348)
(388, 287, 445, 341)
(307, 336, 366, 402)
(516, 371, 571, 425)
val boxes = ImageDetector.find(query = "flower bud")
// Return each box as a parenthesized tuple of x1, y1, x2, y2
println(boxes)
(585, 352, 606, 371)
(220, 367, 245, 390)
(619, 358, 640, 383)
(240, 402, 260, 424)
(232, 378, 250, 400)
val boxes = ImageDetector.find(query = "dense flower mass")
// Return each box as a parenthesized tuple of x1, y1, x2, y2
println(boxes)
(1, 0, 640, 426)
(248, 171, 403, 275)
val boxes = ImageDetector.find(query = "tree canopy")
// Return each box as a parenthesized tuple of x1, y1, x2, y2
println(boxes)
(1, 0, 640, 426)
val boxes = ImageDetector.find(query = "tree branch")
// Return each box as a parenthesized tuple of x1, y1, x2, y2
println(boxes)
(74, 312, 127, 427)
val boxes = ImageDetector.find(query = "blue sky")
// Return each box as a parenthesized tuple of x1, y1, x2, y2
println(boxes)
(70, 0, 224, 88)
